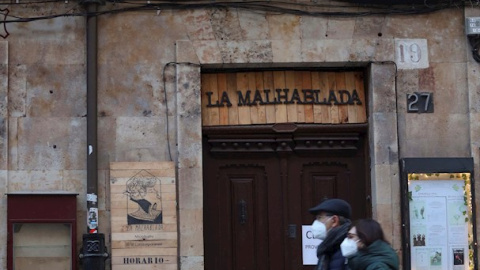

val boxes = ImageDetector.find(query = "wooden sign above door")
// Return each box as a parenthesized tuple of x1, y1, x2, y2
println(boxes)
(201, 70, 366, 126)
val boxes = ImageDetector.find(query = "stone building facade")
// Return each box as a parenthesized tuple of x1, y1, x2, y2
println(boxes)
(0, 1, 480, 270)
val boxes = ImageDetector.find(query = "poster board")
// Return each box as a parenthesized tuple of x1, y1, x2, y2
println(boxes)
(401, 158, 477, 270)
(110, 162, 177, 270)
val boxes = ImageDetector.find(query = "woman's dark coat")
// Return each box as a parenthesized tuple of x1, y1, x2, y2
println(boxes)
(347, 240, 399, 270)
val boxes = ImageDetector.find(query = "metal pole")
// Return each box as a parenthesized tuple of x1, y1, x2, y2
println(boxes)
(79, 2, 108, 269)
(86, 1, 99, 235)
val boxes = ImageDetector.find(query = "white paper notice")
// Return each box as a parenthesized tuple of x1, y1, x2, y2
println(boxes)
(302, 225, 322, 265)
(409, 180, 468, 270)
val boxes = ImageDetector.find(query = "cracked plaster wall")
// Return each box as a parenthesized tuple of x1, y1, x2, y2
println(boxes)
(0, 3, 478, 270)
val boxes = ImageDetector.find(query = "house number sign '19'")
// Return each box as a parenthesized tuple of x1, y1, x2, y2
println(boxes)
(395, 39, 429, 70)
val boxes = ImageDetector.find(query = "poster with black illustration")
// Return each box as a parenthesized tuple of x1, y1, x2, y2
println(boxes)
(124, 170, 163, 225)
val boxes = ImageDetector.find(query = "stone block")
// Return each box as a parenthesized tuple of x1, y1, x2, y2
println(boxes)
(98, 63, 164, 117)
(406, 113, 468, 142)
(26, 63, 86, 117)
(220, 41, 273, 64)
(384, 12, 438, 38)
(326, 18, 355, 39)
(267, 15, 301, 40)
(467, 63, 480, 113)
(301, 17, 327, 40)
(0, 170, 6, 262)
(115, 117, 169, 162)
(272, 40, 302, 63)
(191, 40, 221, 64)
(211, 9, 243, 41)
(374, 38, 395, 62)
(8, 170, 63, 192)
(371, 164, 397, 205)
(9, 35, 85, 66)
(180, 256, 205, 270)
(0, 117, 7, 170)
(353, 16, 385, 38)
(403, 114, 470, 156)
(179, 9, 216, 41)
(98, 11, 187, 65)
(179, 209, 204, 256)
(177, 40, 200, 64)
(301, 40, 326, 62)
(17, 117, 86, 170)
(369, 63, 396, 113)
(369, 112, 398, 165)
(9, 64, 27, 117)
(470, 113, 480, 145)
(63, 170, 87, 210)
(324, 39, 352, 62)
(8, 117, 18, 170)
(431, 63, 468, 115)
(176, 65, 201, 119)
(98, 117, 116, 170)
(0, 41, 7, 65)
(98, 170, 109, 211)
(373, 203, 397, 247)
(428, 37, 466, 63)
(0, 66, 6, 122)
(238, 11, 269, 40)
(0, 170, 6, 197)
(349, 39, 377, 62)
(178, 166, 203, 210)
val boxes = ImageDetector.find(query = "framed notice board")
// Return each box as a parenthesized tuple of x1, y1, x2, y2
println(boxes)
(400, 158, 478, 270)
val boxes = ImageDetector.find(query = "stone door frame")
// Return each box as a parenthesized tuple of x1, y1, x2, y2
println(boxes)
(174, 39, 399, 269)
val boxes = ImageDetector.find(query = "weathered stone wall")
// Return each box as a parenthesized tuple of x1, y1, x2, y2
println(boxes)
(0, 2, 478, 269)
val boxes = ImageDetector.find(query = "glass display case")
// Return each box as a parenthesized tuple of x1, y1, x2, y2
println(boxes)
(13, 223, 72, 270)
(7, 193, 78, 270)
(400, 158, 477, 270)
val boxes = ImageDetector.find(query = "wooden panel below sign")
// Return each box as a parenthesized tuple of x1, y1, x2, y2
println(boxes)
(112, 255, 177, 265)
(110, 162, 178, 270)
(112, 264, 178, 270)
(201, 70, 366, 126)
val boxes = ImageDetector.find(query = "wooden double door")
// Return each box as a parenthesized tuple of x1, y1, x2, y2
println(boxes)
(203, 126, 370, 270)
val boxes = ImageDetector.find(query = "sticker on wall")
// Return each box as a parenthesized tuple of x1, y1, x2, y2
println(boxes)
(88, 207, 98, 232)
(124, 170, 163, 225)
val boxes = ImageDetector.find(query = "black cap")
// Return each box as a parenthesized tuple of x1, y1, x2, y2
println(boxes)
(309, 198, 352, 219)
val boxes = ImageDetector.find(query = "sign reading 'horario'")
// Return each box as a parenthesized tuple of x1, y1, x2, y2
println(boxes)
(206, 88, 363, 107)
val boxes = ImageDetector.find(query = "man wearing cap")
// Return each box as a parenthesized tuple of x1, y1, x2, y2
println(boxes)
(309, 198, 352, 270)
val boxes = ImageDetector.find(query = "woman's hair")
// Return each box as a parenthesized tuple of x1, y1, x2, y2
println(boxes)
(354, 218, 387, 247)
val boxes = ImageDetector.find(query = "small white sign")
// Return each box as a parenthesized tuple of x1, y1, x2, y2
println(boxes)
(302, 225, 322, 265)
(395, 39, 429, 70)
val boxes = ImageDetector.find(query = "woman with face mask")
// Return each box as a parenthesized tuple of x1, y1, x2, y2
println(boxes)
(340, 219, 399, 270)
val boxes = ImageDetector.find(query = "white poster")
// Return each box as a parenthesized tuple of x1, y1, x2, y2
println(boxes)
(302, 225, 321, 265)
(409, 180, 469, 270)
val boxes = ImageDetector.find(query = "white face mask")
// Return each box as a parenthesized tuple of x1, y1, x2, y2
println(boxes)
(311, 219, 328, 240)
(340, 238, 359, 258)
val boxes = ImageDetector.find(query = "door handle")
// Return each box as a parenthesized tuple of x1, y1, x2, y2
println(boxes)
(238, 199, 247, 224)
(288, 224, 297, 238)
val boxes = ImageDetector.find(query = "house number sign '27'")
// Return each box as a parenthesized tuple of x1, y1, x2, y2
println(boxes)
(407, 92, 434, 113)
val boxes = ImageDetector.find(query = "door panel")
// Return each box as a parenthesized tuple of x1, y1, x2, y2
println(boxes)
(203, 130, 370, 270)
(204, 159, 282, 270)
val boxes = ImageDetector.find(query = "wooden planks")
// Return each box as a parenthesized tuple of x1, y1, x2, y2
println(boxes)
(110, 162, 177, 270)
(201, 70, 367, 126)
